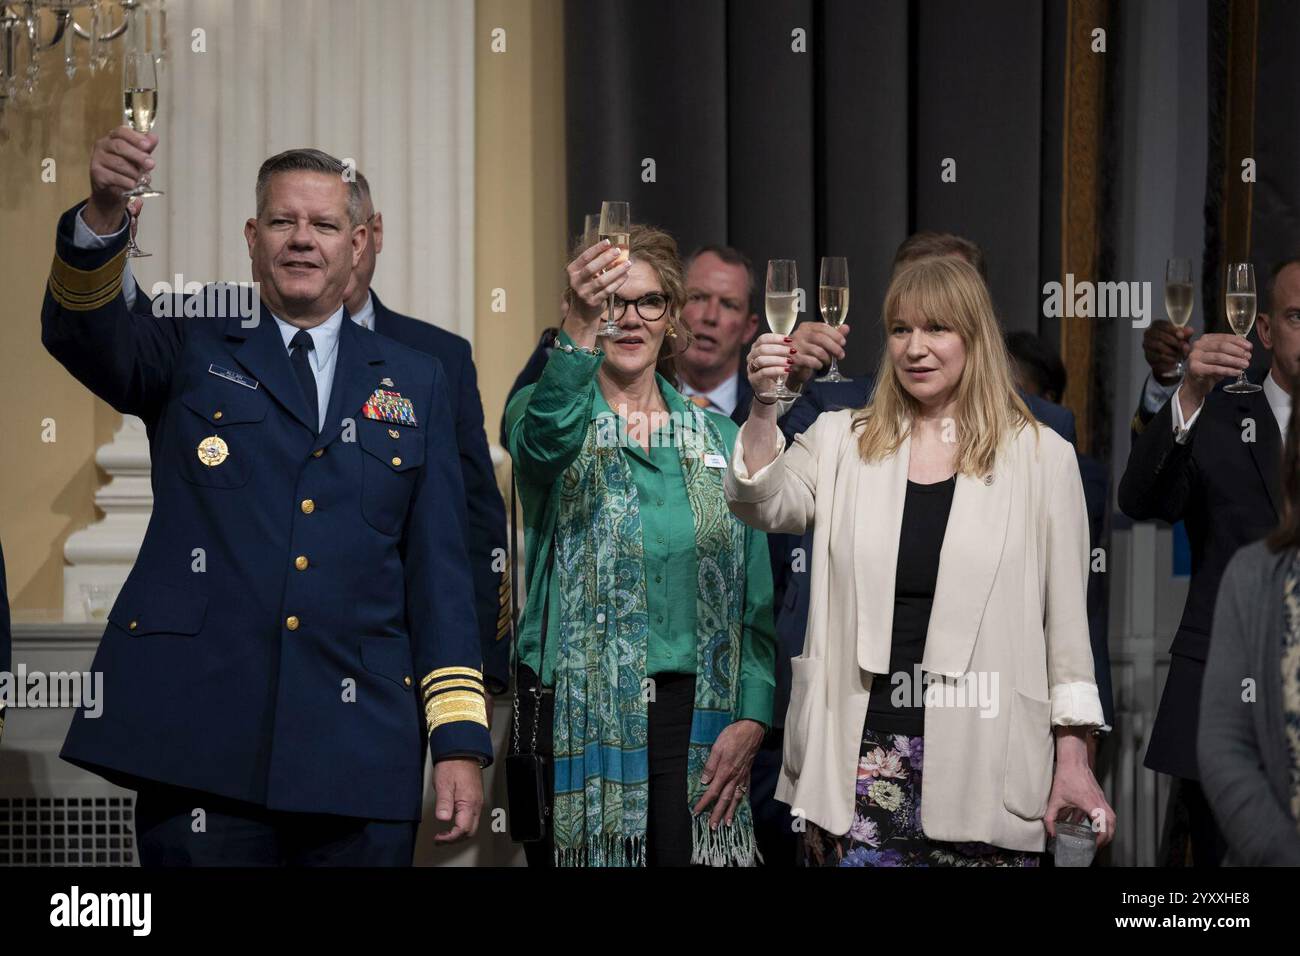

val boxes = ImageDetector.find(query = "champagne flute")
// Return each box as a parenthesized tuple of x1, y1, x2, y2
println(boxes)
(815, 256, 852, 383)
(1164, 257, 1194, 378)
(123, 51, 163, 258)
(761, 259, 802, 401)
(582, 213, 600, 249)
(596, 201, 630, 340)
(1223, 262, 1259, 394)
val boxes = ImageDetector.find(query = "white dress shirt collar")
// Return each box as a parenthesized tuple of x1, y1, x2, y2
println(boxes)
(679, 372, 739, 417)
(350, 292, 376, 332)
(272, 306, 345, 374)
(1264, 367, 1292, 444)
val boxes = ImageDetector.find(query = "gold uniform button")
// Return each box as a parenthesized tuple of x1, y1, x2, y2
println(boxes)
(213, 410, 223, 421)
(312, 448, 324, 458)
(391, 456, 401, 467)
(403, 676, 412, 687)
(285, 615, 300, 631)
(294, 555, 309, 571)
(388, 428, 400, 439)
(128, 620, 138, 631)
(300, 499, 315, 514)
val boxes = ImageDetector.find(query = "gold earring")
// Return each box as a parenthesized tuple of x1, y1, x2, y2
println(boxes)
(666, 323, 678, 338)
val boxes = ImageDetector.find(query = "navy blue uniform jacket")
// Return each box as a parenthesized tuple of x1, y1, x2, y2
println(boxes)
(43, 204, 491, 821)
(369, 293, 511, 693)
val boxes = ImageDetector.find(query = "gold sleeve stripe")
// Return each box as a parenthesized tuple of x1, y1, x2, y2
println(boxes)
(423, 677, 485, 695)
(49, 247, 128, 308)
(49, 272, 125, 312)
(49, 272, 122, 305)
(425, 690, 488, 731)
(420, 665, 483, 688)
(422, 679, 485, 698)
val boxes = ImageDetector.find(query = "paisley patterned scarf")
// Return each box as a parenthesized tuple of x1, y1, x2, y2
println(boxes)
(549, 399, 757, 866)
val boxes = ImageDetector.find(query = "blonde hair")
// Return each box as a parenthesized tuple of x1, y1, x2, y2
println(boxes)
(853, 256, 1036, 476)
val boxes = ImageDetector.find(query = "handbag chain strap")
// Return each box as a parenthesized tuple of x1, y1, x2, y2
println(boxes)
(509, 466, 549, 757)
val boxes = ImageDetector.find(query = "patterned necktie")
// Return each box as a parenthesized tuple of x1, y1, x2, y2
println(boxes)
(289, 329, 319, 433)
(689, 394, 712, 409)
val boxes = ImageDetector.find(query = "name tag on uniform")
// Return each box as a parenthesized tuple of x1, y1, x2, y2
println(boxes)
(703, 453, 727, 469)
(208, 364, 259, 390)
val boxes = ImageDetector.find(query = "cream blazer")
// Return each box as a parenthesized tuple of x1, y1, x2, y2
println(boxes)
(726, 409, 1104, 852)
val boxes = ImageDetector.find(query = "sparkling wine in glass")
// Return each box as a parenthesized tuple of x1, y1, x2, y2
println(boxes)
(123, 53, 163, 200)
(123, 52, 162, 258)
(1164, 257, 1194, 378)
(1223, 262, 1259, 394)
(596, 201, 630, 340)
(815, 256, 852, 383)
(761, 259, 801, 402)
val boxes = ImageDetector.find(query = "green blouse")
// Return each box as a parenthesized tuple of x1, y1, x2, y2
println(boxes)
(505, 331, 775, 726)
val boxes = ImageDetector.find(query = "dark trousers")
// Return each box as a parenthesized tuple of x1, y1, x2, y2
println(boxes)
(1160, 777, 1228, 867)
(750, 728, 799, 867)
(517, 667, 695, 867)
(134, 782, 417, 867)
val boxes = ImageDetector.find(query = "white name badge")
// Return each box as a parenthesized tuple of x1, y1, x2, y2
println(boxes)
(703, 453, 727, 469)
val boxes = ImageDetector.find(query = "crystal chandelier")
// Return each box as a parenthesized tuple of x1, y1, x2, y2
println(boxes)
(0, 0, 167, 132)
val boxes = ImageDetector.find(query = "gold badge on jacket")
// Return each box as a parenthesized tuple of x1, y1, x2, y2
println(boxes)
(197, 435, 230, 467)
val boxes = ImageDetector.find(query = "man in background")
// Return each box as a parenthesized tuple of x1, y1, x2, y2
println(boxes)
(1120, 255, 1300, 865)
(674, 246, 758, 423)
(345, 172, 511, 702)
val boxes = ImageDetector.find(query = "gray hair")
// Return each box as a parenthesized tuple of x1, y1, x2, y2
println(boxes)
(354, 169, 374, 217)
(255, 148, 364, 227)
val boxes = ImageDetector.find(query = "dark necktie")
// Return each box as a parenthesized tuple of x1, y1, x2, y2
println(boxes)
(289, 329, 319, 433)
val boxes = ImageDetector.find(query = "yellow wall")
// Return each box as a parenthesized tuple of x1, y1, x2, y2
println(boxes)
(474, 0, 567, 441)
(0, 57, 125, 617)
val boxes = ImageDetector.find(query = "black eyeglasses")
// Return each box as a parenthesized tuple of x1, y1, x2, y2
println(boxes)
(611, 293, 669, 321)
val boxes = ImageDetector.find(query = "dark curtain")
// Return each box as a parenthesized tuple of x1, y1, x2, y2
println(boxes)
(1251, 0, 1300, 302)
(565, 0, 1064, 376)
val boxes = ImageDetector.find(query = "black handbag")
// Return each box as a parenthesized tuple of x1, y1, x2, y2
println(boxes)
(505, 469, 552, 843)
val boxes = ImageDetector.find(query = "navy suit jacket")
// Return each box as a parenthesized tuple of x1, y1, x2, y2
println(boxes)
(370, 293, 511, 693)
(501, 328, 559, 448)
(770, 378, 1113, 729)
(44, 204, 491, 821)
(1119, 384, 1280, 778)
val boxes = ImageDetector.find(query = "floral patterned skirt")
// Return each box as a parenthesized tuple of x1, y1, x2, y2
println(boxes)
(803, 726, 1040, 867)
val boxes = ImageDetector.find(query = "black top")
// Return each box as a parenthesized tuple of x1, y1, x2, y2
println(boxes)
(864, 475, 957, 737)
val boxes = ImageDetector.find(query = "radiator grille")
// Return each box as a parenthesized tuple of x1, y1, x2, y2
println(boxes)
(0, 796, 135, 866)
